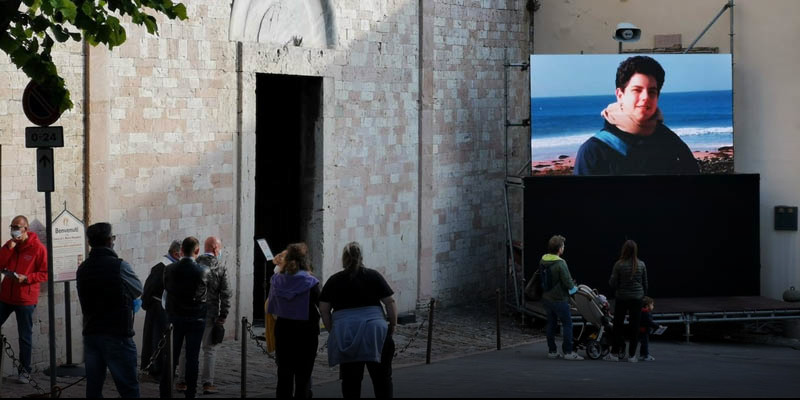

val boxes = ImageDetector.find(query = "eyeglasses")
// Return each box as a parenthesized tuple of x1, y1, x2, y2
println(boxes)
(9, 225, 25, 230)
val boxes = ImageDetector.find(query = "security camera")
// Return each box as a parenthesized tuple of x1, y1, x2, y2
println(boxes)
(613, 22, 641, 43)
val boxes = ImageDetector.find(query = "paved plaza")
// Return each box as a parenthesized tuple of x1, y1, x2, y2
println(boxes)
(1, 304, 799, 398)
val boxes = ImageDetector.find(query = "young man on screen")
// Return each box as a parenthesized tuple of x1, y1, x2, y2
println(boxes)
(574, 56, 699, 175)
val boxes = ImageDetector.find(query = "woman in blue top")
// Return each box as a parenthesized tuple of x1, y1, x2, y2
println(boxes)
(266, 243, 320, 398)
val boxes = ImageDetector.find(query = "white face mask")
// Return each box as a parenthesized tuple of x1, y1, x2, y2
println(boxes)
(10, 230, 22, 240)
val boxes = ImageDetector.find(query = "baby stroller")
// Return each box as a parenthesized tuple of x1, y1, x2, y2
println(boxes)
(571, 284, 614, 360)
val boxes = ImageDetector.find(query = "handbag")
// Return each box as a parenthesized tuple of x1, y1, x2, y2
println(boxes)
(524, 269, 543, 301)
(211, 324, 225, 345)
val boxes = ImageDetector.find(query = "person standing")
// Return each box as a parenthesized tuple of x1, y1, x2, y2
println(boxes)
(267, 243, 320, 398)
(161, 237, 209, 399)
(605, 239, 648, 363)
(0, 215, 48, 383)
(539, 235, 583, 361)
(76, 222, 143, 398)
(140, 239, 181, 379)
(320, 242, 397, 398)
(638, 296, 664, 362)
(176, 236, 231, 395)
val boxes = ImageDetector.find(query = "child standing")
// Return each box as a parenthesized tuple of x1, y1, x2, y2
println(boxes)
(638, 296, 664, 361)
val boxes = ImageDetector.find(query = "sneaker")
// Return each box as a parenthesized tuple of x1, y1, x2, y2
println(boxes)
(546, 351, 563, 359)
(563, 352, 584, 361)
(627, 356, 638, 363)
(639, 355, 656, 361)
(175, 382, 187, 392)
(17, 373, 30, 384)
(602, 353, 618, 362)
(203, 382, 219, 394)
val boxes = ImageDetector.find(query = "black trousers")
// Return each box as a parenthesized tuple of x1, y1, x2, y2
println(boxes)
(612, 298, 642, 358)
(141, 305, 168, 376)
(275, 318, 319, 398)
(340, 335, 395, 398)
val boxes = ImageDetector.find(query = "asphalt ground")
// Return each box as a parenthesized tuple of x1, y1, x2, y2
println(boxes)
(1, 304, 799, 398)
(307, 340, 800, 398)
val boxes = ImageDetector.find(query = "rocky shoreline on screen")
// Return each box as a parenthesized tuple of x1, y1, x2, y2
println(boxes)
(531, 146, 734, 176)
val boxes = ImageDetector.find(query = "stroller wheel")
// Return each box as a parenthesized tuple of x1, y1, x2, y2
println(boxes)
(586, 340, 603, 360)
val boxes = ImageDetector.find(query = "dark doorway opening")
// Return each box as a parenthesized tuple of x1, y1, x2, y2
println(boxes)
(253, 74, 322, 323)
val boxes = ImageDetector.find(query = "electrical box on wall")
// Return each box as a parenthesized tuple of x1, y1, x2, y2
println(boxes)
(774, 206, 798, 231)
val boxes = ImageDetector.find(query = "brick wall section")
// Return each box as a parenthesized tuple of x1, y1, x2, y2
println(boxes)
(299, 0, 422, 312)
(103, 2, 238, 343)
(429, 0, 529, 303)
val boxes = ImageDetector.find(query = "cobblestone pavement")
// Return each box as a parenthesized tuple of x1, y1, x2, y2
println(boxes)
(0, 302, 545, 398)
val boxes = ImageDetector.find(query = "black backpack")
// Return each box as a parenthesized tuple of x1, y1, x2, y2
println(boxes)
(525, 264, 555, 301)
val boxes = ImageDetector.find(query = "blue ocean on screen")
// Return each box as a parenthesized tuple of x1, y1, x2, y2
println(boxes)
(530, 90, 733, 161)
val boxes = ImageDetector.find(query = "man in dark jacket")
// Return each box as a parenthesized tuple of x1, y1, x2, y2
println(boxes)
(176, 236, 231, 394)
(0, 215, 48, 383)
(76, 222, 143, 398)
(161, 237, 209, 399)
(539, 235, 582, 361)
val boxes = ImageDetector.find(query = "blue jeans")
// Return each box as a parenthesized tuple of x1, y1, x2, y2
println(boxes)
(162, 317, 205, 398)
(638, 332, 651, 357)
(0, 302, 35, 374)
(543, 300, 573, 354)
(84, 335, 140, 398)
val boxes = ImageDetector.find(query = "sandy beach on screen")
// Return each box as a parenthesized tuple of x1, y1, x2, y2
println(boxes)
(531, 146, 734, 176)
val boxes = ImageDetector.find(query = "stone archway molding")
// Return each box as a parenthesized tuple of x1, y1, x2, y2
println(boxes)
(229, 0, 337, 48)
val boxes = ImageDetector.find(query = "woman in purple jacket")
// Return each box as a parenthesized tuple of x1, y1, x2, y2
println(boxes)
(266, 243, 320, 398)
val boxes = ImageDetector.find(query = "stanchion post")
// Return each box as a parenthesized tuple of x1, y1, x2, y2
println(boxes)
(64, 281, 73, 365)
(426, 298, 435, 365)
(241, 317, 247, 398)
(0, 332, 4, 393)
(166, 325, 173, 399)
(496, 288, 502, 350)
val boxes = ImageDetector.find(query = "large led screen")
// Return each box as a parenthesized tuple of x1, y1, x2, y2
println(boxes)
(531, 54, 733, 175)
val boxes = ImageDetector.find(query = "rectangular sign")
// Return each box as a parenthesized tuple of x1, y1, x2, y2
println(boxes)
(26, 126, 64, 148)
(530, 54, 733, 176)
(52, 208, 85, 282)
(37, 148, 54, 192)
(256, 238, 274, 261)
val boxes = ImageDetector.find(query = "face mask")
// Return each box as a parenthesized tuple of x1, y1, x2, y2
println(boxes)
(10, 230, 22, 240)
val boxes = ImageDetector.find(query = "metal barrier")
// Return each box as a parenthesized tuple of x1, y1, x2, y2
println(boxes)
(496, 289, 502, 350)
(426, 298, 435, 365)
(0, 332, 3, 394)
(2, 335, 47, 396)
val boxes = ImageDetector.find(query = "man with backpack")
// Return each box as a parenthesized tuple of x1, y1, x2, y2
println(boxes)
(539, 235, 583, 361)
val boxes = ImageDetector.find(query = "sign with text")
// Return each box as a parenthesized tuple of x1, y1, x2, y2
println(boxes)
(52, 208, 85, 282)
(26, 126, 64, 148)
(256, 238, 274, 261)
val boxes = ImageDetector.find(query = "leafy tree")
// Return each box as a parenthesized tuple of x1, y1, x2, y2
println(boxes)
(0, 0, 187, 113)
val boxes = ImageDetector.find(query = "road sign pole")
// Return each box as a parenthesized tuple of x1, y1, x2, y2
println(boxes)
(45, 190, 57, 396)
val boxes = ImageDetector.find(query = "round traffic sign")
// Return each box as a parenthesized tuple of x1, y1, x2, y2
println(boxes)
(22, 80, 63, 127)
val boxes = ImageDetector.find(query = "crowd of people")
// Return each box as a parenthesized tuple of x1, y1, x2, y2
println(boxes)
(537, 235, 665, 363)
(0, 215, 397, 398)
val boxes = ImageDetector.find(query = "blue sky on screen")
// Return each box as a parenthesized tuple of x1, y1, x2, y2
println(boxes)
(530, 54, 732, 98)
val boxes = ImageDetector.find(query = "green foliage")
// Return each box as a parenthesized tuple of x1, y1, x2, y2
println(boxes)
(1, 0, 188, 113)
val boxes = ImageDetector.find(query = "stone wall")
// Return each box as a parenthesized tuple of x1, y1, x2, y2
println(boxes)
(425, 0, 530, 304)
(0, 0, 532, 371)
